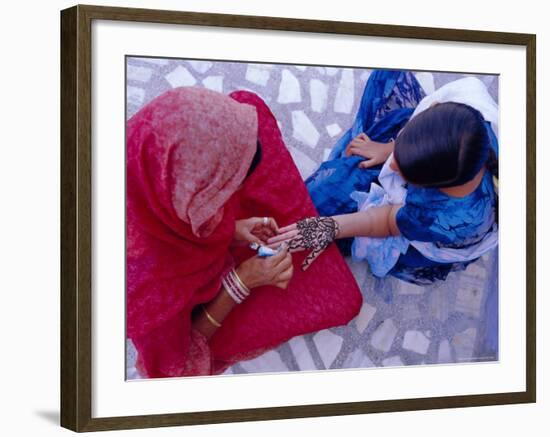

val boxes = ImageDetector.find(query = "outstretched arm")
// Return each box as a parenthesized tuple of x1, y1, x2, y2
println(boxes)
(333, 204, 402, 239)
(267, 204, 402, 270)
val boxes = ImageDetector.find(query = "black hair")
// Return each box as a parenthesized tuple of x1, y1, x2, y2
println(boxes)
(393, 102, 493, 188)
(245, 139, 263, 178)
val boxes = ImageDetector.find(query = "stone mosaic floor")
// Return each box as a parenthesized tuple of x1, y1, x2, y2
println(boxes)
(126, 57, 499, 379)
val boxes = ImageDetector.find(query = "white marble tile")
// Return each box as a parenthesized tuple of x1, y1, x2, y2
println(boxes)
(126, 339, 137, 365)
(438, 339, 452, 363)
(127, 65, 153, 83)
(342, 349, 375, 369)
(235, 85, 256, 94)
(354, 302, 377, 333)
(295, 65, 308, 71)
(455, 286, 483, 318)
(165, 66, 197, 88)
(334, 69, 355, 114)
(382, 355, 404, 367)
(464, 263, 486, 278)
(288, 146, 318, 180)
(239, 349, 288, 373)
(323, 148, 332, 161)
(371, 319, 398, 352)
(309, 79, 328, 113)
(344, 257, 369, 288)
(481, 75, 496, 87)
(126, 339, 142, 379)
(325, 67, 339, 76)
(313, 329, 343, 368)
(452, 328, 477, 362)
(278, 69, 302, 104)
(397, 280, 425, 295)
(246, 64, 271, 86)
(126, 366, 142, 380)
(314, 67, 326, 75)
(326, 123, 342, 137)
(221, 366, 234, 375)
(360, 71, 371, 83)
(402, 330, 430, 355)
(288, 336, 317, 371)
(400, 302, 421, 321)
(187, 60, 213, 74)
(127, 86, 145, 107)
(429, 288, 451, 322)
(415, 72, 435, 95)
(202, 76, 224, 93)
(134, 57, 169, 66)
(291, 110, 320, 148)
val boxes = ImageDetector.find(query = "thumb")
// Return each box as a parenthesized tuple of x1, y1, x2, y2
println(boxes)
(359, 159, 379, 169)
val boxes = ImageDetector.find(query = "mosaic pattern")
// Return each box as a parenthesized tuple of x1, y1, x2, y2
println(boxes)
(126, 57, 499, 378)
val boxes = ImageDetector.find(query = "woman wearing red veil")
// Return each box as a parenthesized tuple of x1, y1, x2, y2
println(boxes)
(126, 86, 362, 378)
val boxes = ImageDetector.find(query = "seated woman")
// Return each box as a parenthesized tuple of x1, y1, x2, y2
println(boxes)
(268, 71, 499, 285)
(126, 87, 362, 378)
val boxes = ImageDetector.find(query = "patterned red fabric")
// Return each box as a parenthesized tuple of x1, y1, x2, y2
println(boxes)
(127, 87, 362, 378)
(209, 91, 362, 373)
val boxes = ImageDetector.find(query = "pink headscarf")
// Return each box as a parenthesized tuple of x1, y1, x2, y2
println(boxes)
(126, 87, 258, 376)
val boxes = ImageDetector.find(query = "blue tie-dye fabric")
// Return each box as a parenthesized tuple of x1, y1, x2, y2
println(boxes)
(305, 69, 498, 285)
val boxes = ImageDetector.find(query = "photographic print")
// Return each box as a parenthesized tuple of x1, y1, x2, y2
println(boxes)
(125, 57, 500, 380)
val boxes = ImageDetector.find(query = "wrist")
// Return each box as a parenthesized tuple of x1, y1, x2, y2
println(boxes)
(330, 216, 343, 239)
(223, 267, 252, 304)
(235, 264, 256, 290)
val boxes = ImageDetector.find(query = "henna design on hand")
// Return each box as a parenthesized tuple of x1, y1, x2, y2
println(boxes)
(288, 217, 339, 271)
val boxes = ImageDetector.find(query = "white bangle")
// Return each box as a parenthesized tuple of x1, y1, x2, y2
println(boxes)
(222, 269, 250, 304)
(222, 276, 243, 304)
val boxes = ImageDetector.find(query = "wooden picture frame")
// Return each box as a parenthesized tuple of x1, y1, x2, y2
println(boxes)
(60, 4, 536, 432)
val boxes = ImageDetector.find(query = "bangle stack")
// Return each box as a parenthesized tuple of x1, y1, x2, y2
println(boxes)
(222, 268, 251, 304)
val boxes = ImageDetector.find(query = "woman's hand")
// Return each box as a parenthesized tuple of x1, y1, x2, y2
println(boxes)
(266, 217, 339, 271)
(236, 244, 294, 290)
(233, 217, 279, 246)
(345, 133, 394, 169)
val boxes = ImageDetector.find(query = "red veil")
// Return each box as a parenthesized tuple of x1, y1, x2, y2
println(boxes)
(126, 87, 362, 378)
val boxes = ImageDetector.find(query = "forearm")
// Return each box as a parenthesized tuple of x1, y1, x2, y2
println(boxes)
(333, 204, 401, 239)
(192, 286, 237, 339)
(193, 264, 261, 339)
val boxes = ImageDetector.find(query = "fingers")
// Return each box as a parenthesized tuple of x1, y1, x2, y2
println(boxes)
(265, 241, 304, 252)
(267, 229, 299, 245)
(277, 223, 297, 233)
(347, 146, 370, 159)
(273, 251, 293, 275)
(301, 247, 325, 271)
(252, 228, 275, 242)
(265, 242, 289, 264)
(267, 217, 279, 233)
(346, 135, 367, 156)
(249, 216, 279, 232)
(274, 263, 294, 289)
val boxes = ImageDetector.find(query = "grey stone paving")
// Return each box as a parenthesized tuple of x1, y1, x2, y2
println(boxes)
(125, 57, 499, 379)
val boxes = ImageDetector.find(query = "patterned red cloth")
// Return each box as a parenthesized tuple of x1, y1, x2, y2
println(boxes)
(126, 87, 362, 378)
